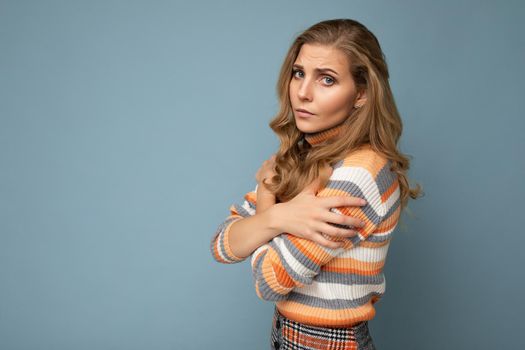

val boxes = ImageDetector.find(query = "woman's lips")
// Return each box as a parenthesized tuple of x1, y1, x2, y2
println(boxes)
(295, 109, 314, 118)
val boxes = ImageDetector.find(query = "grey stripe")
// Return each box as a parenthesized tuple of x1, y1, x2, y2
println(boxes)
(367, 234, 392, 243)
(216, 216, 241, 262)
(282, 235, 324, 273)
(287, 290, 384, 310)
(251, 247, 265, 280)
(375, 160, 398, 194)
(324, 179, 383, 224)
(247, 199, 256, 211)
(314, 271, 385, 285)
(365, 195, 401, 243)
(231, 203, 251, 218)
(329, 159, 397, 205)
(384, 196, 401, 216)
(252, 249, 289, 301)
(268, 239, 314, 285)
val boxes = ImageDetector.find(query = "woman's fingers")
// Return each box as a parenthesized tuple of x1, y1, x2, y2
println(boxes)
(323, 211, 366, 230)
(315, 233, 345, 249)
(320, 195, 367, 208)
(318, 222, 357, 237)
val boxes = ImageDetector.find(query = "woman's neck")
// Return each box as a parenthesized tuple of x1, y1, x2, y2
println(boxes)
(303, 121, 346, 146)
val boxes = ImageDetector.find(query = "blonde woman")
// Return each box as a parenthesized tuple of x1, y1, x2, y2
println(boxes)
(211, 18, 422, 350)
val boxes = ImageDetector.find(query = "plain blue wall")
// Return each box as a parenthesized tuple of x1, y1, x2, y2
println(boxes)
(1, 0, 524, 349)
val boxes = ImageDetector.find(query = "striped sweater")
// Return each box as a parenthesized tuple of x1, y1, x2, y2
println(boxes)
(210, 127, 401, 328)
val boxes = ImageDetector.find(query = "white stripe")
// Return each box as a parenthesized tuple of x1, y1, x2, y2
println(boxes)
(337, 241, 390, 262)
(242, 199, 256, 215)
(329, 166, 384, 215)
(217, 219, 247, 263)
(215, 231, 230, 262)
(294, 278, 386, 300)
(251, 244, 270, 268)
(273, 235, 317, 279)
(318, 244, 346, 257)
(331, 165, 375, 181)
(373, 226, 395, 238)
(384, 185, 400, 210)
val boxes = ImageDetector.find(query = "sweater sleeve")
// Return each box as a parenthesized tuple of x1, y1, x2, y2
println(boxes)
(250, 156, 391, 301)
(210, 184, 258, 264)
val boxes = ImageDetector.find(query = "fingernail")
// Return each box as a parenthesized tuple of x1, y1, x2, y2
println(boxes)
(361, 199, 367, 205)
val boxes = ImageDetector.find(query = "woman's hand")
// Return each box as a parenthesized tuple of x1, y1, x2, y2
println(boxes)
(255, 154, 278, 214)
(255, 154, 277, 188)
(269, 167, 367, 249)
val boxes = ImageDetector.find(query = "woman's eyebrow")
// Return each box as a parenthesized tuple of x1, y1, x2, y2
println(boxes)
(292, 63, 339, 76)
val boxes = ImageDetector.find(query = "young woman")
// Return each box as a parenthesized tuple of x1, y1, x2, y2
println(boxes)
(211, 18, 422, 350)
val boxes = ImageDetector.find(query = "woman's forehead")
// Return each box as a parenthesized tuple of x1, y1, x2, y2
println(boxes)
(294, 44, 349, 73)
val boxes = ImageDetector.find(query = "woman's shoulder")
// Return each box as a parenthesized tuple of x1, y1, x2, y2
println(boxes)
(333, 144, 391, 174)
(330, 144, 400, 212)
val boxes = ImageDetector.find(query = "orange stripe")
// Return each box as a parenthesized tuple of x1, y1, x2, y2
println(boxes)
(338, 207, 370, 231)
(382, 179, 399, 203)
(252, 249, 265, 266)
(276, 300, 375, 327)
(260, 249, 295, 295)
(271, 254, 296, 288)
(321, 264, 384, 275)
(212, 242, 223, 262)
(245, 191, 257, 205)
(221, 220, 241, 261)
(260, 256, 288, 296)
(229, 204, 239, 216)
(255, 280, 263, 299)
(211, 242, 228, 263)
(360, 239, 390, 248)
(376, 209, 401, 231)
(287, 235, 331, 266)
(341, 148, 388, 178)
(325, 255, 385, 268)
(317, 187, 354, 198)
(322, 258, 385, 273)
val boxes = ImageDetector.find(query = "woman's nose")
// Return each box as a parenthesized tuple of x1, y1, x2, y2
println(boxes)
(297, 80, 313, 101)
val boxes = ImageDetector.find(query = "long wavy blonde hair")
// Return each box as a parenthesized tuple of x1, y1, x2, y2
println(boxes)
(263, 18, 423, 212)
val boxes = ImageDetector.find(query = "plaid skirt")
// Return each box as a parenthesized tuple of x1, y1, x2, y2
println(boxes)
(270, 306, 376, 350)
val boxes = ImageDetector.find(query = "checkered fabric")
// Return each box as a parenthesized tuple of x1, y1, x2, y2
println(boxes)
(270, 306, 376, 350)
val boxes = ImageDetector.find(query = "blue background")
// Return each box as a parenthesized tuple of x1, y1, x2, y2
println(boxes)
(1, 0, 524, 349)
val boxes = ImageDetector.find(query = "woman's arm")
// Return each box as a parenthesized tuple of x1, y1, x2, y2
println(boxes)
(229, 162, 280, 257)
(255, 154, 278, 214)
(227, 161, 281, 259)
(255, 187, 276, 214)
(210, 185, 282, 264)
(225, 181, 281, 259)
(250, 153, 401, 301)
(211, 154, 281, 264)
(226, 207, 280, 259)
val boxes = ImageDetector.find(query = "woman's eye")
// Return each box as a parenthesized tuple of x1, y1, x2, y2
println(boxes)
(292, 69, 335, 86)
(292, 69, 303, 78)
(322, 76, 335, 85)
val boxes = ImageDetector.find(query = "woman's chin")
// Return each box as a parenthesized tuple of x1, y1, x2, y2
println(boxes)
(295, 118, 317, 133)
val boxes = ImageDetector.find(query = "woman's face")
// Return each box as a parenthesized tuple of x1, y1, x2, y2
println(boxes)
(289, 43, 366, 133)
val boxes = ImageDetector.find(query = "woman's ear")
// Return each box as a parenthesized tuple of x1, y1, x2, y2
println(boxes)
(354, 90, 367, 108)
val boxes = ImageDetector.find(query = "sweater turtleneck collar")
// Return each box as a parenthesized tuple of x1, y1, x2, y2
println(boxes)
(303, 120, 346, 146)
